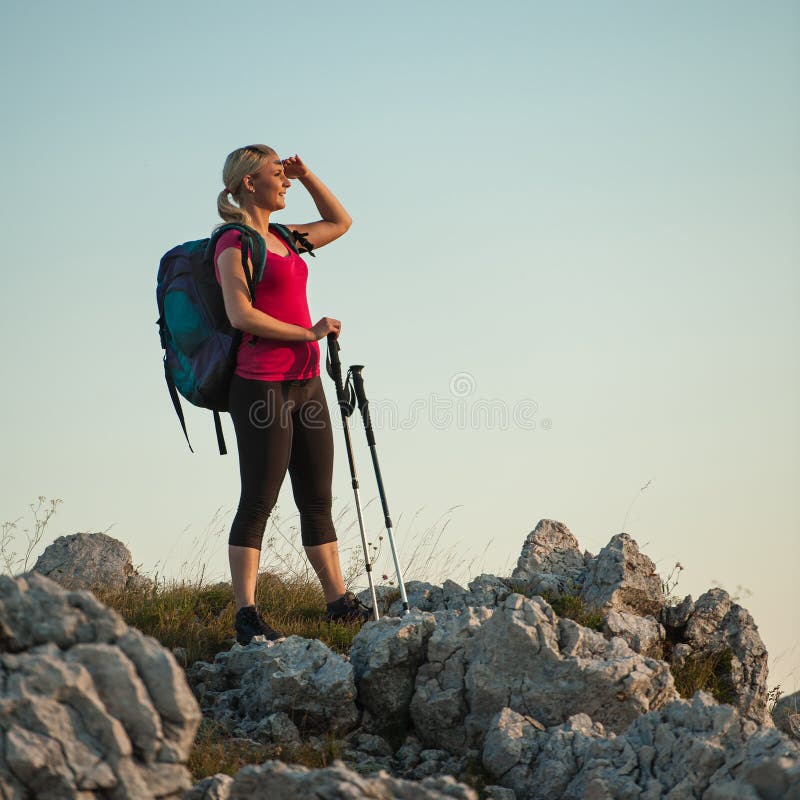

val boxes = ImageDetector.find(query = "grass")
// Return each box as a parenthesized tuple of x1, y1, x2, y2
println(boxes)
(187, 718, 347, 781)
(670, 646, 737, 706)
(92, 570, 365, 663)
(188, 718, 276, 780)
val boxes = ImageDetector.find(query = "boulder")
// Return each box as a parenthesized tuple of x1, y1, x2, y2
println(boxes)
(465, 574, 513, 609)
(208, 758, 479, 799)
(186, 636, 358, 738)
(511, 519, 589, 598)
(352, 593, 678, 757)
(411, 607, 494, 753)
(579, 532, 664, 616)
(0, 571, 200, 799)
(601, 608, 666, 656)
(391, 581, 446, 614)
(183, 773, 234, 799)
(359, 576, 517, 618)
(463, 594, 676, 745)
(774, 690, 800, 741)
(32, 531, 153, 593)
(682, 588, 772, 727)
(481, 691, 800, 800)
(350, 610, 436, 743)
(355, 584, 400, 617)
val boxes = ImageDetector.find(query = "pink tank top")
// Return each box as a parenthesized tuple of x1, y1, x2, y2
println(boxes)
(213, 227, 320, 381)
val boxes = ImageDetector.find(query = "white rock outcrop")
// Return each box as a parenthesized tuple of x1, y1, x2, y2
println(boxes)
(0, 571, 200, 798)
(187, 635, 358, 740)
(184, 759, 478, 799)
(482, 691, 800, 800)
(32, 531, 153, 592)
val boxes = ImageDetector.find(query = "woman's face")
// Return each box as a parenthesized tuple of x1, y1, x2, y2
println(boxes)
(247, 155, 291, 210)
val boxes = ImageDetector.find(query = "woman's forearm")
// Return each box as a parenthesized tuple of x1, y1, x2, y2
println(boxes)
(235, 307, 315, 342)
(298, 171, 352, 228)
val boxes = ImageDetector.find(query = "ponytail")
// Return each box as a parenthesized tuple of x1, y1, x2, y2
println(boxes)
(212, 144, 277, 235)
(216, 187, 249, 229)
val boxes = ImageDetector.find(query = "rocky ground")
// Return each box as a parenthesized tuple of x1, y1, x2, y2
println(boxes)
(1, 520, 798, 799)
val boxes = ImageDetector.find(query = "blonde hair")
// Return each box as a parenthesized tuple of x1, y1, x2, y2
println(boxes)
(214, 144, 278, 232)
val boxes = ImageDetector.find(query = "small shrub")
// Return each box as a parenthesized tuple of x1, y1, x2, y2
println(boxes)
(458, 751, 493, 793)
(767, 684, 784, 717)
(640, 640, 666, 661)
(287, 733, 346, 769)
(1, 496, 63, 575)
(539, 590, 605, 632)
(188, 719, 275, 780)
(671, 646, 736, 705)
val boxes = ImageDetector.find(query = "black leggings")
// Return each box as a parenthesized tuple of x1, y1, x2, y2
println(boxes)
(227, 374, 337, 550)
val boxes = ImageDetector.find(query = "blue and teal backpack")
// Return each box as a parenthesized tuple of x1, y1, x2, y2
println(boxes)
(155, 221, 313, 455)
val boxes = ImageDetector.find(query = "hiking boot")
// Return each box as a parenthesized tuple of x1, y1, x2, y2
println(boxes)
(325, 591, 374, 625)
(235, 605, 284, 645)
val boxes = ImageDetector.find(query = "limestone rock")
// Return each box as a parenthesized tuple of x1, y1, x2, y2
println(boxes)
(682, 587, 772, 727)
(411, 607, 494, 753)
(390, 581, 445, 615)
(183, 773, 234, 799)
(579, 532, 664, 616)
(660, 593, 695, 629)
(408, 596, 673, 754)
(601, 608, 666, 656)
(222, 758, 478, 799)
(187, 635, 358, 738)
(774, 690, 800, 741)
(0, 571, 200, 799)
(359, 576, 516, 619)
(32, 531, 153, 593)
(481, 691, 800, 800)
(465, 574, 513, 609)
(510, 519, 588, 597)
(350, 610, 436, 742)
(355, 584, 400, 617)
(463, 594, 676, 745)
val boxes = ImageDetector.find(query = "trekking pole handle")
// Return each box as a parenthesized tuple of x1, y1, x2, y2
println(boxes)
(326, 333, 343, 391)
(326, 334, 355, 417)
(349, 365, 376, 447)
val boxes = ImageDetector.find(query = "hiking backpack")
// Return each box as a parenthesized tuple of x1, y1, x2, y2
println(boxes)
(155, 221, 314, 455)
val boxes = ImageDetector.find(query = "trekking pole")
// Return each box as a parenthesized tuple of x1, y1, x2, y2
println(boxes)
(325, 334, 380, 621)
(348, 364, 410, 616)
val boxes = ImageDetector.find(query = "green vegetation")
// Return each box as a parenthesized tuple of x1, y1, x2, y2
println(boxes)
(670, 646, 737, 706)
(188, 718, 346, 781)
(93, 570, 363, 662)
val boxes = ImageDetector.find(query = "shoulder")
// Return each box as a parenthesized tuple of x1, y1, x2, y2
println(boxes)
(214, 227, 243, 259)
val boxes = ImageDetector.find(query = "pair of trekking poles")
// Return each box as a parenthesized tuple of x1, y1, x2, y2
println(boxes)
(325, 333, 409, 620)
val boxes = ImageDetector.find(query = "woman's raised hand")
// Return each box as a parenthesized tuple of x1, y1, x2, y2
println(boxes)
(309, 316, 341, 341)
(282, 154, 309, 179)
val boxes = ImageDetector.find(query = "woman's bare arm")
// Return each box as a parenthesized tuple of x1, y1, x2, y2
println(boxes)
(282, 155, 352, 251)
(216, 246, 315, 341)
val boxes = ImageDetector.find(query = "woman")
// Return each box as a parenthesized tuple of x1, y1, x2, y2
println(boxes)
(213, 143, 371, 645)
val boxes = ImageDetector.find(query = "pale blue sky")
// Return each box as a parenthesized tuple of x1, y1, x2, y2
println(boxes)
(1, 1, 797, 694)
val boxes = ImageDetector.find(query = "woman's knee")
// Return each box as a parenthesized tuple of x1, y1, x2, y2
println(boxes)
(298, 497, 337, 547)
(228, 496, 275, 549)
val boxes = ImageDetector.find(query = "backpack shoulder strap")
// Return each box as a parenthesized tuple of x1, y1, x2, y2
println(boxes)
(271, 222, 316, 258)
(162, 356, 195, 454)
(207, 223, 268, 299)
